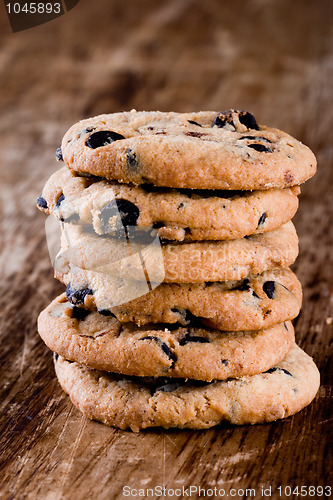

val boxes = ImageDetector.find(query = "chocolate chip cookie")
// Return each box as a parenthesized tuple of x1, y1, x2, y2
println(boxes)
(54, 344, 319, 430)
(58, 268, 302, 331)
(58, 110, 316, 190)
(55, 222, 298, 289)
(37, 166, 300, 241)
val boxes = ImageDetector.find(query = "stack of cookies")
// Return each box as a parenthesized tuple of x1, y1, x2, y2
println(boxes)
(37, 110, 319, 431)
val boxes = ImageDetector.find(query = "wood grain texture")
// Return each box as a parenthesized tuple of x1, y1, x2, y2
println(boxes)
(0, 0, 332, 498)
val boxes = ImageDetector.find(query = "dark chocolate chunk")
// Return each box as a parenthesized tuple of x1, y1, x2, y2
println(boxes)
(258, 212, 267, 228)
(55, 147, 63, 161)
(56, 194, 65, 208)
(239, 136, 272, 143)
(238, 111, 259, 130)
(72, 306, 90, 320)
(263, 281, 275, 299)
(170, 308, 186, 322)
(126, 148, 139, 170)
(85, 126, 96, 133)
(54, 353, 59, 361)
(264, 367, 293, 377)
(252, 290, 260, 299)
(187, 120, 202, 127)
(66, 283, 93, 306)
(161, 343, 177, 363)
(179, 334, 210, 346)
(86, 130, 125, 149)
(98, 309, 116, 317)
(169, 309, 203, 327)
(247, 143, 272, 153)
(185, 309, 200, 324)
(37, 196, 48, 209)
(213, 114, 230, 128)
(222, 359, 229, 366)
(99, 199, 140, 232)
(140, 336, 176, 364)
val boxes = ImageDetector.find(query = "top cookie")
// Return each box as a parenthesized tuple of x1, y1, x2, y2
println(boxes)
(59, 110, 316, 190)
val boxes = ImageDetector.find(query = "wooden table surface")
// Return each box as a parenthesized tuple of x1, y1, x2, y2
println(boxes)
(0, 1, 332, 498)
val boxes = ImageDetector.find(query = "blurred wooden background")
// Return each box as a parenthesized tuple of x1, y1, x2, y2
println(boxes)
(0, 0, 332, 498)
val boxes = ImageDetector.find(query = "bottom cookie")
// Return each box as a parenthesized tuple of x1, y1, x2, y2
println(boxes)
(54, 345, 319, 431)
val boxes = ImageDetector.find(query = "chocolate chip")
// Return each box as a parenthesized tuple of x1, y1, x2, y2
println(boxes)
(238, 111, 259, 130)
(85, 126, 95, 133)
(264, 367, 293, 377)
(222, 359, 228, 366)
(170, 309, 202, 327)
(170, 308, 186, 320)
(54, 353, 59, 361)
(37, 196, 48, 209)
(258, 212, 267, 228)
(247, 144, 272, 153)
(252, 290, 260, 299)
(187, 120, 202, 127)
(186, 309, 201, 324)
(56, 194, 65, 208)
(72, 306, 90, 320)
(98, 309, 116, 317)
(99, 199, 140, 232)
(86, 130, 125, 149)
(239, 136, 272, 143)
(140, 336, 176, 365)
(55, 147, 63, 161)
(263, 281, 275, 299)
(161, 343, 177, 363)
(213, 114, 230, 128)
(179, 334, 210, 346)
(126, 148, 139, 170)
(66, 283, 93, 306)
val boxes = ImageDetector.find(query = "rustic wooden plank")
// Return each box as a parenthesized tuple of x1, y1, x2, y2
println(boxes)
(0, 0, 332, 498)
